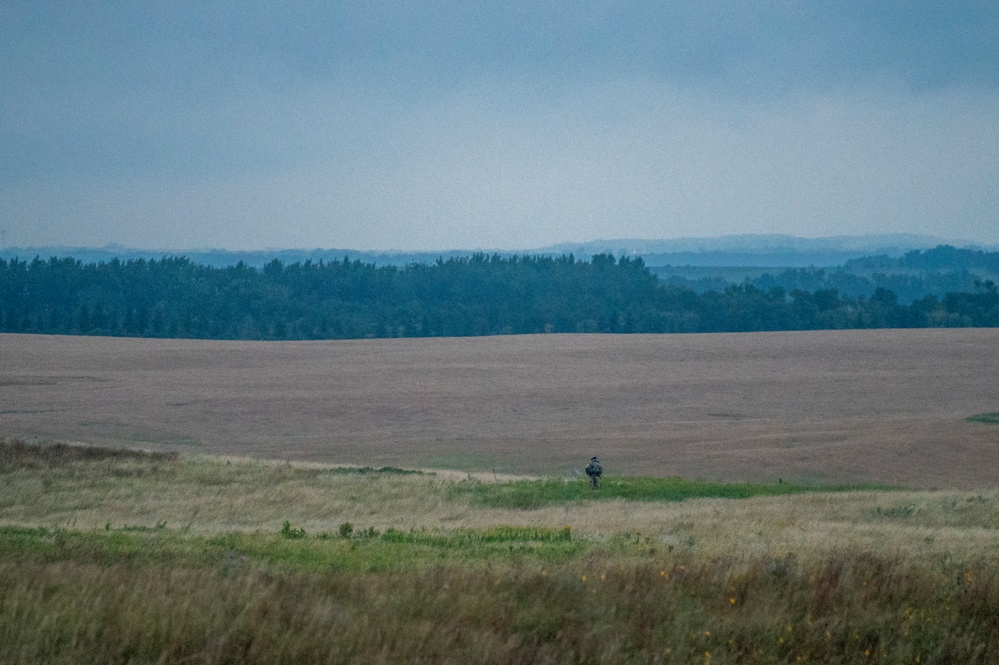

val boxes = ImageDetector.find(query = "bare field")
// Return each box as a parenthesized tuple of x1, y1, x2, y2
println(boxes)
(2, 329, 998, 488)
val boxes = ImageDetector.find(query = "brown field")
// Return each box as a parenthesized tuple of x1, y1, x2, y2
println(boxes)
(1, 328, 998, 488)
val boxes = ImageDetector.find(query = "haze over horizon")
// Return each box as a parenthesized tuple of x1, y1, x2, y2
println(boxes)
(1, 232, 990, 258)
(3, 3, 998, 252)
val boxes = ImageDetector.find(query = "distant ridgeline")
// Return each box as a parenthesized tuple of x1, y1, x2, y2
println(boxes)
(1, 249, 997, 340)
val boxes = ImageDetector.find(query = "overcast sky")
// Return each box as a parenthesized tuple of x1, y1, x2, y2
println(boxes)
(2, 2, 997, 251)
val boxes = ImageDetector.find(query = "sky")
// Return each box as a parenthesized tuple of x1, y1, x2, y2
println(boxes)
(2, 1, 998, 251)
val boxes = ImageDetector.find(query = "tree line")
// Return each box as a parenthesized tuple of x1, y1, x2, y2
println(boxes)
(1, 253, 997, 340)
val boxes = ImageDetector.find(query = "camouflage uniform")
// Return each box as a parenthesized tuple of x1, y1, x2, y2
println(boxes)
(585, 457, 603, 489)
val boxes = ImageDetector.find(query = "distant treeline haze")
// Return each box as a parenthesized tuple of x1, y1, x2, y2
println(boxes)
(724, 246, 999, 303)
(2, 253, 997, 339)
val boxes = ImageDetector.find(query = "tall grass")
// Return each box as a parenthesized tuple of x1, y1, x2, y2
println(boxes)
(3, 546, 999, 664)
(3, 438, 999, 663)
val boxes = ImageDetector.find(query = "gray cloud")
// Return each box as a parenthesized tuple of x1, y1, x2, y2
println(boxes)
(2, 2, 998, 249)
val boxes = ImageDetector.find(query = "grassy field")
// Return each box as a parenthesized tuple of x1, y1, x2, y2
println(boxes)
(3, 438, 999, 664)
(3, 329, 999, 662)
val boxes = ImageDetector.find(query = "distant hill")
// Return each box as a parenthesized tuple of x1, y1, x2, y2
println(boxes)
(843, 245, 999, 274)
(2, 233, 991, 269)
(539, 234, 983, 267)
(541, 233, 960, 254)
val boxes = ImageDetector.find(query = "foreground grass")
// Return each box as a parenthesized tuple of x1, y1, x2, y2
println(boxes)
(3, 526, 999, 664)
(3, 438, 999, 664)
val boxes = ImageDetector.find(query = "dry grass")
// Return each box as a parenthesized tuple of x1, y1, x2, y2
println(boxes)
(1, 439, 996, 571)
(7, 554, 999, 665)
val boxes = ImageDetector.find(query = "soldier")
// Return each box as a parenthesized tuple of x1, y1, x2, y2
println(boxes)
(585, 456, 603, 489)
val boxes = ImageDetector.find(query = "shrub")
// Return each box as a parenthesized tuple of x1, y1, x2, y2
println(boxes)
(280, 521, 307, 539)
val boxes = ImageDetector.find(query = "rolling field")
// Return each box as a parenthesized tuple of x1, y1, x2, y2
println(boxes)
(2, 328, 999, 487)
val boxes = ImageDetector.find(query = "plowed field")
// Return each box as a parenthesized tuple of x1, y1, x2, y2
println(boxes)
(2, 329, 997, 488)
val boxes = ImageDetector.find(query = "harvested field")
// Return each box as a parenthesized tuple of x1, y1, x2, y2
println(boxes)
(1, 329, 998, 488)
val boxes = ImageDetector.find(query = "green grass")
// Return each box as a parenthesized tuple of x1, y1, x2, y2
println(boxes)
(0, 522, 585, 575)
(449, 475, 895, 509)
(967, 412, 999, 424)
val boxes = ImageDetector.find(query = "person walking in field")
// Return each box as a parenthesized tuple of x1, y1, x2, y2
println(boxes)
(585, 456, 603, 489)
